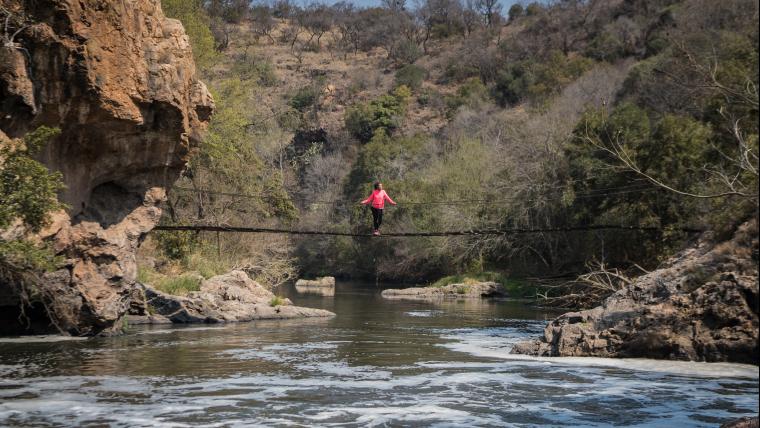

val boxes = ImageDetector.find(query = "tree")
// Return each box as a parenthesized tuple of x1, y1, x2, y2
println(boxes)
(250, 5, 276, 43)
(1, 127, 65, 319)
(525, 2, 541, 16)
(296, 3, 334, 49)
(508, 3, 523, 22)
(382, 0, 407, 12)
(162, 0, 217, 71)
(474, 0, 500, 27)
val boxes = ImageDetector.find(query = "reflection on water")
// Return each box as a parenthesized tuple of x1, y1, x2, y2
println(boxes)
(0, 281, 757, 427)
(295, 284, 335, 296)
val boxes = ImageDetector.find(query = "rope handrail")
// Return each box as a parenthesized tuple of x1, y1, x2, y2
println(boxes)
(153, 224, 705, 237)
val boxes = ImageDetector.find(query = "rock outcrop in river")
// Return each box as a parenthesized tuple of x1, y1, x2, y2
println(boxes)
(512, 220, 759, 364)
(0, 0, 213, 335)
(128, 270, 334, 324)
(382, 282, 507, 300)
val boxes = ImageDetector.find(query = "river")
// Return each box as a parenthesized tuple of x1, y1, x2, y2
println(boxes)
(0, 281, 757, 427)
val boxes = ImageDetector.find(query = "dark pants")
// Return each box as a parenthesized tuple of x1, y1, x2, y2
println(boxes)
(371, 207, 383, 230)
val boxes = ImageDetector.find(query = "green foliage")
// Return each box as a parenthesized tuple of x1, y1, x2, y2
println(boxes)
(345, 132, 428, 197)
(585, 32, 628, 61)
(154, 228, 197, 261)
(161, 0, 217, 71)
(0, 127, 64, 232)
(394, 64, 427, 91)
(231, 56, 278, 86)
(289, 85, 320, 111)
(493, 51, 593, 106)
(391, 40, 423, 65)
(1, 127, 64, 302)
(153, 274, 202, 296)
(0, 239, 60, 274)
(508, 4, 524, 21)
(194, 77, 298, 221)
(564, 103, 719, 260)
(269, 295, 285, 306)
(345, 88, 410, 143)
(525, 2, 542, 16)
(445, 78, 488, 113)
(429, 272, 535, 296)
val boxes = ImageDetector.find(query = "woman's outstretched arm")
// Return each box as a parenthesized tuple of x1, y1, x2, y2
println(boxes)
(360, 191, 374, 205)
(384, 191, 397, 205)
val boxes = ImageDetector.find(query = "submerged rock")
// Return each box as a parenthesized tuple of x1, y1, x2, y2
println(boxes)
(295, 277, 336, 288)
(381, 282, 506, 300)
(0, 0, 213, 335)
(129, 270, 334, 324)
(512, 221, 759, 364)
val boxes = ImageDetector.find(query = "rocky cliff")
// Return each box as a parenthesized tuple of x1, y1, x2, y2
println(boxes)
(512, 220, 759, 364)
(0, 0, 213, 335)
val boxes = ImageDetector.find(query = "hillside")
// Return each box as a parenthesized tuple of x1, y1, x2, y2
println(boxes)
(138, 0, 757, 296)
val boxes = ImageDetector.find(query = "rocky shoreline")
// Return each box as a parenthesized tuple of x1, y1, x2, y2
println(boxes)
(381, 282, 507, 300)
(512, 221, 759, 365)
(127, 271, 334, 325)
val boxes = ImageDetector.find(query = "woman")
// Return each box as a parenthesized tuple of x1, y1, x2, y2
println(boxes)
(360, 181, 397, 236)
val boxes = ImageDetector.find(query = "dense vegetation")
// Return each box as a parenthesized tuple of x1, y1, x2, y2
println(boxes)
(0, 127, 65, 308)
(148, 0, 758, 299)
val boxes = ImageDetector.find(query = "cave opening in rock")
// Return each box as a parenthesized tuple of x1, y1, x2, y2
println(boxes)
(74, 181, 144, 228)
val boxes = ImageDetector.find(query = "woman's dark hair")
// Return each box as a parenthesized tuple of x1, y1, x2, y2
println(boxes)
(373, 181, 381, 190)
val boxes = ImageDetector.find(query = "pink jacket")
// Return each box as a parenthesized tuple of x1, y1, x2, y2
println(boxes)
(361, 189, 397, 209)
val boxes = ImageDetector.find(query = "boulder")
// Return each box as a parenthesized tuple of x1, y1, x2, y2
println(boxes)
(381, 282, 506, 300)
(0, 0, 213, 335)
(132, 270, 334, 324)
(721, 417, 759, 428)
(295, 277, 336, 288)
(512, 220, 759, 364)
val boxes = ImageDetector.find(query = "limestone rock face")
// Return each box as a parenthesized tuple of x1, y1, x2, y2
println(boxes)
(0, 0, 213, 335)
(381, 282, 507, 300)
(129, 270, 335, 323)
(512, 221, 759, 364)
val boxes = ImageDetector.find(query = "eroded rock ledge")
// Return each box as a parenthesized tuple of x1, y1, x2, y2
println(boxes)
(381, 282, 507, 301)
(0, 0, 213, 335)
(512, 221, 759, 364)
(128, 271, 334, 324)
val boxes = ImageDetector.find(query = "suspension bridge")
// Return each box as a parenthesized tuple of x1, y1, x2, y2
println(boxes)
(156, 180, 705, 237)
(153, 224, 704, 237)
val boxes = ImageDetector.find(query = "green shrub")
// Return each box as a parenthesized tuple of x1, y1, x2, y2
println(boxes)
(231, 56, 278, 86)
(345, 89, 409, 142)
(445, 77, 487, 113)
(154, 228, 196, 261)
(289, 85, 320, 111)
(429, 272, 536, 297)
(395, 64, 427, 91)
(1, 127, 65, 288)
(391, 40, 422, 64)
(508, 3, 524, 21)
(525, 2, 542, 15)
(154, 274, 202, 296)
(269, 296, 285, 307)
(162, 0, 217, 71)
(492, 51, 593, 106)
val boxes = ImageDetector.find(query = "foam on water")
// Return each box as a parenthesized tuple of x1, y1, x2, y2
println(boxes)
(0, 289, 756, 427)
(438, 326, 760, 379)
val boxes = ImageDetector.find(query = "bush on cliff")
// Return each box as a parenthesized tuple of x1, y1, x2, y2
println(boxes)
(0, 127, 65, 305)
